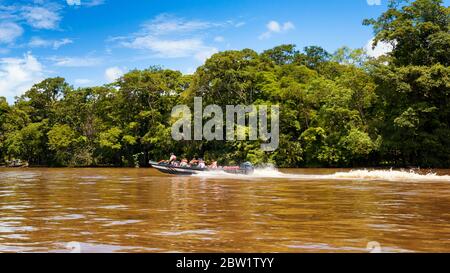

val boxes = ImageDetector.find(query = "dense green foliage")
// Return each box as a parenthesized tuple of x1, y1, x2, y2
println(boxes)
(0, 0, 448, 167)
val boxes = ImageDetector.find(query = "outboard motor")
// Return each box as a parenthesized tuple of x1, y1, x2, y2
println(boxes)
(240, 162, 255, 175)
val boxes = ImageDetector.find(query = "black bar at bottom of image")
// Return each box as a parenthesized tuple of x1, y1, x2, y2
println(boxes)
(0, 253, 447, 272)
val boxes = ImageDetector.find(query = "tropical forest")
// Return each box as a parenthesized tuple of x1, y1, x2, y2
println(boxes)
(0, 0, 449, 168)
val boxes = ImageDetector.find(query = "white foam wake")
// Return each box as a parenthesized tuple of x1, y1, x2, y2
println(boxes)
(195, 167, 450, 182)
(332, 169, 450, 182)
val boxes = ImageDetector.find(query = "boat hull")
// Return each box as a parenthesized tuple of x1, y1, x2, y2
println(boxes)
(150, 162, 204, 176)
(149, 161, 254, 176)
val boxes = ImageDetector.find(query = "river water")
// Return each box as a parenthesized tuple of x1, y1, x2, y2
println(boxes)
(0, 168, 449, 253)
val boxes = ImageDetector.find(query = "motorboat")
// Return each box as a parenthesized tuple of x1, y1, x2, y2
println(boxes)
(149, 161, 254, 176)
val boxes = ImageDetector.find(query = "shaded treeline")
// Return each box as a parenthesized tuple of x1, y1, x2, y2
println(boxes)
(0, 0, 449, 168)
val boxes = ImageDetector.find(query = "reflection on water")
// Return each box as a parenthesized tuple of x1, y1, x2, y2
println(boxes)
(0, 168, 449, 253)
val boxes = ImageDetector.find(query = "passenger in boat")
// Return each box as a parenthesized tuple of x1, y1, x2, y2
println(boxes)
(189, 158, 199, 166)
(169, 153, 177, 164)
(198, 159, 206, 169)
(180, 159, 189, 167)
(208, 161, 218, 169)
(158, 153, 177, 165)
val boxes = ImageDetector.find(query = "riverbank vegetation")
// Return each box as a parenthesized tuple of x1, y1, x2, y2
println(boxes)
(1, 0, 449, 168)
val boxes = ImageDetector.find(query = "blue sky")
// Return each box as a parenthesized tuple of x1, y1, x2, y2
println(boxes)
(0, 0, 448, 103)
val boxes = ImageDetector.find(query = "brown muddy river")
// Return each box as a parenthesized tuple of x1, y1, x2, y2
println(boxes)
(0, 168, 449, 253)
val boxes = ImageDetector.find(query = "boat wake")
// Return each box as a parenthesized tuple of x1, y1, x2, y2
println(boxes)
(331, 169, 450, 182)
(194, 167, 450, 182)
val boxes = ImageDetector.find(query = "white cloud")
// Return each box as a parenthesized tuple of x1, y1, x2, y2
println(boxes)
(258, 33, 270, 40)
(214, 36, 225, 42)
(0, 5, 20, 21)
(367, 0, 382, 6)
(1, 4, 63, 30)
(283, 22, 295, 31)
(84, 0, 105, 7)
(53, 38, 73, 49)
(142, 14, 215, 35)
(183, 67, 196, 75)
(122, 36, 217, 60)
(259, 20, 295, 40)
(67, 0, 105, 7)
(116, 14, 221, 61)
(0, 22, 23, 44)
(28, 37, 49, 47)
(267, 21, 281, 32)
(29, 37, 73, 49)
(194, 47, 218, 62)
(49, 56, 101, 67)
(105, 66, 124, 82)
(21, 6, 61, 30)
(0, 52, 45, 101)
(66, 0, 81, 6)
(365, 38, 393, 58)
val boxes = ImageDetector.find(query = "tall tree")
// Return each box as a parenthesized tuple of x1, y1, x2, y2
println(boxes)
(365, 0, 450, 166)
(364, 0, 449, 66)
